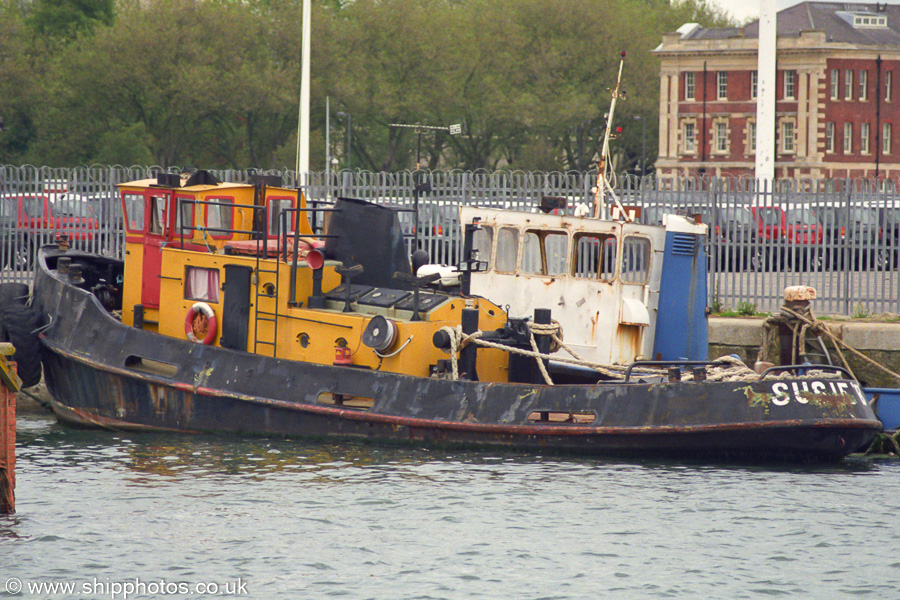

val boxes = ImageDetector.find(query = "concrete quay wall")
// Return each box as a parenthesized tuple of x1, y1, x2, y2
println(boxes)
(709, 317, 900, 388)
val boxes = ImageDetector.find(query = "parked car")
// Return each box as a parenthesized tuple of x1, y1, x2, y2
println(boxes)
(751, 204, 824, 271)
(0, 198, 28, 270)
(418, 201, 460, 265)
(386, 200, 460, 266)
(677, 204, 763, 272)
(6, 194, 99, 268)
(878, 205, 900, 269)
(818, 205, 886, 270)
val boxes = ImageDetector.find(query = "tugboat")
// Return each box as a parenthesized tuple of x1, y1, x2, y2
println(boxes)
(17, 59, 882, 462)
(15, 169, 878, 462)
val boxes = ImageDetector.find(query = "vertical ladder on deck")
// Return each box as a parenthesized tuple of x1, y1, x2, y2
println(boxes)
(252, 195, 280, 357)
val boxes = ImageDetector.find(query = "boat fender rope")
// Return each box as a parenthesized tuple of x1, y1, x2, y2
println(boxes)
(184, 302, 217, 344)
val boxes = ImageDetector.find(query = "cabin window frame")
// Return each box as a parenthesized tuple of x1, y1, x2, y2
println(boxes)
(148, 194, 168, 236)
(620, 235, 652, 285)
(175, 195, 196, 238)
(495, 226, 520, 273)
(572, 232, 617, 282)
(522, 228, 568, 277)
(471, 225, 494, 271)
(204, 196, 235, 240)
(184, 266, 221, 303)
(122, 193, 146, 233)
(266, 196, 295, 237)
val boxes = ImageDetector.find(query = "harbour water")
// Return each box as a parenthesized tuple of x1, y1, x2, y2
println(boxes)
(4, 413, 900, 599)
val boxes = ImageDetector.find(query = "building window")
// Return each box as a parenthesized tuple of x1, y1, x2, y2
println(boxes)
(683, 121, 696, 153)
(844, 122, 853, 153)
(859, 70, 868, 100)
(845, 70, 854, 100)
(826, 122, 835, 153)
(717, 71, 728, 100)
(685, 72, 695, 100)
(884, 123, 892, 154)
(751, 71, 758, 100)
(748, 121, 757, 153)
(831, 69, 840, 99)
(784, 70, 796, 99)
(715, 121, 728, 152)
(861, 122, 870, 153)
(886, 71, 893, 102)
(782, 121, 795, 153)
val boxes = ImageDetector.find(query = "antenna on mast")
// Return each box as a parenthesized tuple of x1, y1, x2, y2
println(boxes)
(592, 51, 632, 222)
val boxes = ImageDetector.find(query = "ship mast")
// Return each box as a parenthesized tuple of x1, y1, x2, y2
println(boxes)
(592, 52, 631, 222)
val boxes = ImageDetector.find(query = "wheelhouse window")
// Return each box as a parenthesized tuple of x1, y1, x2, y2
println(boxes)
(149, 195, 167, 235)
(267, 197, 294, 236)
(185, 266, 220, 303)
(522, 230, 567, 276)
(573, 233, 616, 281)
(123, 193, 145, 232)
(495, 227, 519, 273)
(175, 196, 195, 236)
(205, 197, 233, 238)
(621, 237, 651, 284)
(471, 226, 493, 270)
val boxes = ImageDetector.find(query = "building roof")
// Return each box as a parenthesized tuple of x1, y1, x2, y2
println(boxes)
(681, 2, 900, 45)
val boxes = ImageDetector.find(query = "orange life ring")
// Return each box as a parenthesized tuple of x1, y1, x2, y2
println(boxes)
(184, 302, 217, 344)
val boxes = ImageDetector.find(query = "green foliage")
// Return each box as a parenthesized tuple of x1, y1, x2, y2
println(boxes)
(852, 304, 871, 319)
(26, 0, 114, 40)
(737, 301, 757, 316)
(2, 0, 734, 169)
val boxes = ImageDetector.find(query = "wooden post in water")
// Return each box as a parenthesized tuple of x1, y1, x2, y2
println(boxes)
(0, 342, 21, 514)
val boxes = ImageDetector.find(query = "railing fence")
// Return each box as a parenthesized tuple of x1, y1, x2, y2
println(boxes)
(2, 165, 899, 316)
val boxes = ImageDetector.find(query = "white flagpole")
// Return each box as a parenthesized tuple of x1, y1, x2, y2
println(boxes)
(297, 0, 311, 181)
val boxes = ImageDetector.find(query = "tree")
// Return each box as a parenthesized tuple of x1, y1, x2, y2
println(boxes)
(26, 0, 114, 40)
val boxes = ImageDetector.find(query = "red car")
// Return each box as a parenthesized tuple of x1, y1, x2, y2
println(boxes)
(751, 205, 823, 270)
(3, 194, 99, 269)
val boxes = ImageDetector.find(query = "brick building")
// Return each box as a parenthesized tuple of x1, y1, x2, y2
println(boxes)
(654, 2, 900, 181)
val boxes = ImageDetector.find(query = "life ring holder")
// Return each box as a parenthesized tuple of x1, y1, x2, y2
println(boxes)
(184, 302, 217, 344)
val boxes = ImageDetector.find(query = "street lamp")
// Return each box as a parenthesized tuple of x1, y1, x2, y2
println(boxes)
(337, 111, 351, 169)
(633, 115, 646, 177)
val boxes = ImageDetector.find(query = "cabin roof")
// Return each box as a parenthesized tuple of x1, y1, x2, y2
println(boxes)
(117, 179, 295, 195)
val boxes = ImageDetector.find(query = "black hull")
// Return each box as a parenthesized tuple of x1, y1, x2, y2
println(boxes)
(33, 249, 882, 462)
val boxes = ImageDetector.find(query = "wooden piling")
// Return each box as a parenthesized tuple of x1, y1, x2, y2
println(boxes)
(0, 342, 21, 514)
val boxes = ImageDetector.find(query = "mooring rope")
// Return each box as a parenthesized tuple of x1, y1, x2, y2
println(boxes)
(438, 323, 671, 385)
(437, 321, 847, 385)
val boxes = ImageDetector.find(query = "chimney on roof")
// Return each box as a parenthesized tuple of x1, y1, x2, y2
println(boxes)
(877, 2, 886, 12)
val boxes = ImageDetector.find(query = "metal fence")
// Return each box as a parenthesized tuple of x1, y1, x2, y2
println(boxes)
(2, 165, 899, 316)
